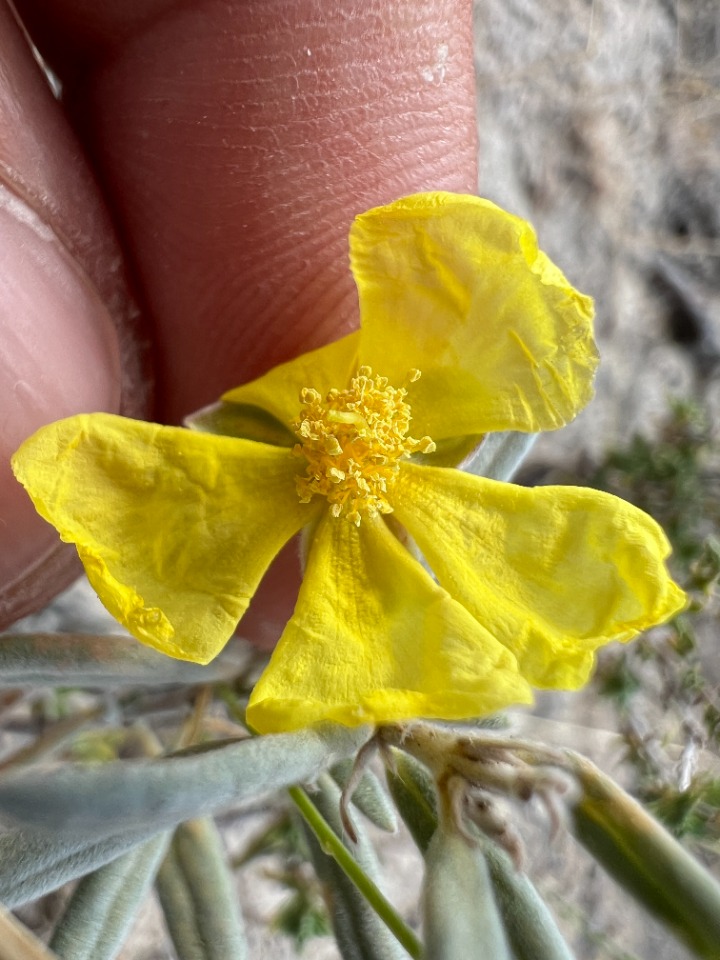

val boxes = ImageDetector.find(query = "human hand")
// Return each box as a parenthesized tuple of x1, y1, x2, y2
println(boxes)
(0, 0, 477, 635)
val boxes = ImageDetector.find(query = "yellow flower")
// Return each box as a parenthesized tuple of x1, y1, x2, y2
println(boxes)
(11, 193, 685, 734)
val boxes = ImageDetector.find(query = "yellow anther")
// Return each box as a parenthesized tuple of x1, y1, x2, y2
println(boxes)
(324, 436, 343, 456)
(300, 387, 321, 404)
(293, 367, 434, 523)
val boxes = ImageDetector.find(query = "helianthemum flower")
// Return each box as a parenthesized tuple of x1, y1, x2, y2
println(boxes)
(12, 193, 685, 733)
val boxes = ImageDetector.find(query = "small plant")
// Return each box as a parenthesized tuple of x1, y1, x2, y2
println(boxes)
(1, 194, 715, 960)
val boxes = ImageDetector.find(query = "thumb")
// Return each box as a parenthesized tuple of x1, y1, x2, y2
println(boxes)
(2, 0, 477, 634)
(0, 1, 148, 627)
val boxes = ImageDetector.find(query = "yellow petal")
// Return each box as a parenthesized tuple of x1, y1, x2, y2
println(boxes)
(246, 512, 532, 733)
(350, 192, 598, 439)
(12, 414, 318, 664)
(222, 331, 360, 430)
(392, 462, 687, 689)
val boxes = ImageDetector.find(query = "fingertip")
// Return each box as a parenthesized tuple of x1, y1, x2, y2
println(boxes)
(75, 0, 478, 420)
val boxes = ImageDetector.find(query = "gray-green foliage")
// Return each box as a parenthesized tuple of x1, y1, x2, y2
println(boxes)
(50, 833, 170, 960)
(331, 757, 398, 833)
(0, 724, 368, 912)
(569, 751, 720, 960)
(0, 633, 245, 686)
(157, 819, 248, 960)
(464, 430, 537, 482)
(3, 414, 720, 960)
(0, 826, 158, 908)
(387, 749, 575, 960)
(303, 774, 410, 960)
(0, 725, 369, 836)
(422, 822, 511, 960)
(481, 842, 576, 960)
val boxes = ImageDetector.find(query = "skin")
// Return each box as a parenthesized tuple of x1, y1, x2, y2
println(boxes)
(0, 0, 477, 639)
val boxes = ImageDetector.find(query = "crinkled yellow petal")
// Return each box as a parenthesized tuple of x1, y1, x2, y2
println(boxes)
(12, 414, 318, 664)
(222, 331, 360, 430)
(392, 462, 687, 689)
(350, 192, 598, 439)
(246, 512, 533, 733)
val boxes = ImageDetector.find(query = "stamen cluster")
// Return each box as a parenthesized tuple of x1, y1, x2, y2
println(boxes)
(293, 366, 435, 525)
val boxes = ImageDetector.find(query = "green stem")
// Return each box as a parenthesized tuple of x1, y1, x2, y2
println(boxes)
(288, 785, 422, 959)
(237, 705, 418, 955)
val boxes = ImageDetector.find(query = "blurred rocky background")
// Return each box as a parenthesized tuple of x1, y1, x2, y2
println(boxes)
(475, 2, 720, 957)
(7, 1, 720, 958)
(476, 0, 720, 468)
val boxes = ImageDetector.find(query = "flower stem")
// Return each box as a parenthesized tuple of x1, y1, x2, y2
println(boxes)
(288, 784, 423, 959)
(237, 702, 419, 955)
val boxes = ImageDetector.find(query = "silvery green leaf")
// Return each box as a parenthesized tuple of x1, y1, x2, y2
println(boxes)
(50, 832, 170, 960)
(461, 431, 537, 481)
(0, 725, 369, 837)
(481, 841, 575, 960)
(331, 759, 397, 833)
(305, 774, 410, 960)
(0, 633, 245, 687)
(0, 826, 156, 907)
(384, 750, 437, 855)
(411, 434, 481, 468)
(156, 819, 248, 960)
(388, 752, 573, 959)
(185, 400, 293, 446)
(569, 750, 720, 959)
(423, 823, 511, 960)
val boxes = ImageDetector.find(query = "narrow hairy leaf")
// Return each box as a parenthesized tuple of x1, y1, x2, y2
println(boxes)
(303, 774, 412, 960)
(569, 750, 720, 959)
(0, 725, 369, 837)
(156, 819, 248, 960)
(331, 759, 397, 833)
(0, 826, 156, 907)
(385, 749, 438, 853)
(0, 633, 244, 686)
(185, 400, 294, 446)
(423, 823, 511, 960)
(50, 833, 170, 960)
(481, 841, 575, 960)
(387, 750, 574, 959)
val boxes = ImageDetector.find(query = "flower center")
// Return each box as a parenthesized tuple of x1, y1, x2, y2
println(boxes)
(293, 366, 435, 525)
